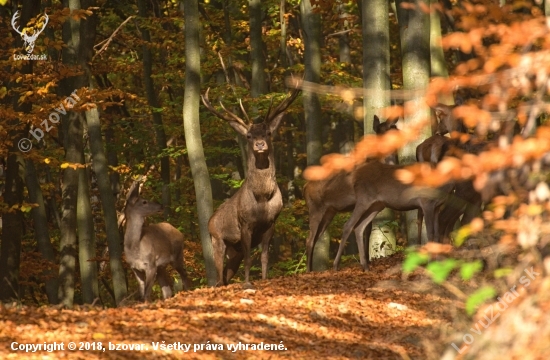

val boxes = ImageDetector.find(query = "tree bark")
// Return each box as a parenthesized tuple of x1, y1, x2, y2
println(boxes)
(80, 0, 128, 305)
(301, 0, 327, 271)
(396, 0, 431, 245)
(25, 160, 58, 304)
(183, 0, 217, 286)
(137, 0, 171, 217)
(249, 0, 268, 97)
(0, 0, 39, 303)
(77, 148, 99, 304)
(430, 0, 454, 106)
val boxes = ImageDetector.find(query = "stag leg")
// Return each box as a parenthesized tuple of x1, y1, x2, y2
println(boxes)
(417, 209, 424, 243)
(132, 268, 146, 300)
(420, 201, 438, 243)
(306, 207, 336, 272)
(157, 266, 173, 299)
(353, 217, 374, 271)
(174, 255, 190, 291)
(224, 246, 244, 284)
(260, 226, 275, 280)
(211, 236, 226, 286)
(241, 229, 254, 289)
(143, 266, 158, 302)
(334, 202, 383, 271)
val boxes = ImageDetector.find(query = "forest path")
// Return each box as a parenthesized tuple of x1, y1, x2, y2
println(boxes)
(0, 254, 458, 359)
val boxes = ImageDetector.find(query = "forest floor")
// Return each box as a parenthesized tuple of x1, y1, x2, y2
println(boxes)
(0, 254, 468, 360)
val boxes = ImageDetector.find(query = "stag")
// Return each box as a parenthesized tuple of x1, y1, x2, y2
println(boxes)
(124, 181, 189, 301)
(304, 116, 398, 272)
(202, 88, 300, 288)
(12, 11, 49, 54)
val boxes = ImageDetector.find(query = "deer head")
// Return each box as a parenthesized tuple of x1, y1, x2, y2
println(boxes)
(125, 181, 164, 218)
(201, 88, 300, 170)
(12, 11, 49, 55)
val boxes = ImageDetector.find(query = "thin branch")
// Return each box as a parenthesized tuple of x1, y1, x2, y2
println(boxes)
(93, 16, 134, 61)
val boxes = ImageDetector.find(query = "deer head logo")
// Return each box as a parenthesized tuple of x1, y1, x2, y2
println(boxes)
(11, 11, 49, 55)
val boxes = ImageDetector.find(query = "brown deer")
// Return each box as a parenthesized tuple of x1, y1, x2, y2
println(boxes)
(333, 161, 454, 270)
(202, 88, 300, 288)
(304, 116, 398, 272)
(124, 181, 190, 301)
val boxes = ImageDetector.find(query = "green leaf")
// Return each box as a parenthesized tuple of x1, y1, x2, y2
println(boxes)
(466, 286, 496, 316)
(426, 259, 458, 284)
(460, 261, 483, 281)
(454, 225, 472, 246)
(402, 251, 430, 273)
(494, 267, 513, 278)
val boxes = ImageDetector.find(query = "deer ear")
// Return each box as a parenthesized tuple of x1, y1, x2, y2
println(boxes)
(127, 181, 140, 202)
(373, 115, 380, 132)
(268, 113, 285, 134)
(228, 121, 249, 137)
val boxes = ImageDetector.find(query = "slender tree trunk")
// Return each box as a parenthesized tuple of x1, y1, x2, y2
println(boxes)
(80, 0, 128, 305)
(338, 3, 351, 64)
(137, 0, 171, 217)
(362, 0, 397, 259)
(396, 0, 431, 245)
(430, 0, 454, 106)
(183, 0, 217, 286)
(249, 0, 268, 97)
(25, 160, 58, 304)
(77, 148, 99, 304)
(301, 0, 327, 271)
(0, 0, 39, 303)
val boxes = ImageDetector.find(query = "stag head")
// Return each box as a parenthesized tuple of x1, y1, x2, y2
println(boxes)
(12, 11, 49, 54)
(201, 88, 300, 168)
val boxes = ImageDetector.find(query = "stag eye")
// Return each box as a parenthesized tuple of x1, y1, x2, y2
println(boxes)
(142, 200, 147, 204)
(267, 131, 272, 136)
(247, 133, 252, 139)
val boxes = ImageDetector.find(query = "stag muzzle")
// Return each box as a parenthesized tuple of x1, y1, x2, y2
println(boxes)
(254, 140, 267, 152)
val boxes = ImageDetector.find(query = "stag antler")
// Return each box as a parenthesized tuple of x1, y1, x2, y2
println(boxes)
(201, 88, 250, 129)
(264, 87, 301, 123)
(11, 10, 23, 35)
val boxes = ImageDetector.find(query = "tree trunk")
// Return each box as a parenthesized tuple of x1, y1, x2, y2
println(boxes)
(361, 0, 397, 259)
(80, 0, 128, 305)
(0, 0, 39, 303)
(249, 0, 268, 97)
(430, 0, 454, 106)
(183, 0, 217, 286)
(396, 0, 431, 245)
(137, 0, 171, 217)
(301, 0, 327, 271)
(77, 149, 99, 304)
(25, 160, 58, 304)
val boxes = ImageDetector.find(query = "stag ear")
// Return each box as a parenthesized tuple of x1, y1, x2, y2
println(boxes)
(433, 104, 451, 121)
(373, 115, 381, 133)
(267, 113, 285, 134)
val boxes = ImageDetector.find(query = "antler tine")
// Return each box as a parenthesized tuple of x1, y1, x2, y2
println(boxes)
(219, 102, 249, 128)
(266, 87, 301, 122)
(11, 10, 23, 35)
(201, 88, 249, 128)
(239, 99, 251, 124)
(37, 13, 49, 34)
(263, 97, 274, 123)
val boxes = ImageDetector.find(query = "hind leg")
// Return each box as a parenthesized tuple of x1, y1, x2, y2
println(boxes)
(224, 246, 244, 285)
(157, 266, 173, 299)
(211, 236, 226, 286)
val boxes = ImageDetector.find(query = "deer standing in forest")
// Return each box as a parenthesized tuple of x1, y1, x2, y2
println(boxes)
(124, 181, 189, 301)
(304, 116, 398, 272)
(202, 88, 300, 288)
